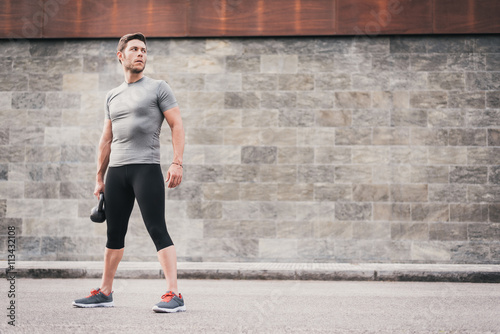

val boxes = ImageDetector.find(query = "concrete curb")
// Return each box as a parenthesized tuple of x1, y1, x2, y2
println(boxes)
(2, 261, 500, 283)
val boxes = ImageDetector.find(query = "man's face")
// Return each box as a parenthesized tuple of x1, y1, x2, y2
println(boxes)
(119, 39, 147, 73)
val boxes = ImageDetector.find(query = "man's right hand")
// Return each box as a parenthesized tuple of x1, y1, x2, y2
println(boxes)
(94, 181, 105, 198)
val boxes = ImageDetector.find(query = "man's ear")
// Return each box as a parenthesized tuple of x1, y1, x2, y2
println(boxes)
(117, 51, 123, 64)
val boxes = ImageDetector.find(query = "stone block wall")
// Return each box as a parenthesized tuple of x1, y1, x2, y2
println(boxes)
(1, 35, 500, 263)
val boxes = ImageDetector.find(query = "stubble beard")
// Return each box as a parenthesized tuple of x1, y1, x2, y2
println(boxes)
(125, 59, 146, 74)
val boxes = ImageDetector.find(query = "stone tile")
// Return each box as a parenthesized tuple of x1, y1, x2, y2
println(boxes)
(353, 37, 389, 53)
(261, 92, 296, 109)
(261, 55, 298, 73)
(170, 39, 205, 55)
(242, 74, 278, 91)
(411, 241, 451, 262)
(260, 165, 297, 183)
(475, 35, 500, 52)
(468, 185, 500, 203)
(410, 128, 448, 146)
(241, 146, 277, 165)
(467, 110, 500, 128)
(13, 57, 82, 74)
(277, 220, 313, 239)
(352, 73, 390, 90)
(205, 74, 241, 91)
(276, 184, 313, 202)
(298, 165, 335, 183)
(450, 242, 491, 263)
(188, 91, 224, 109)
(239, 220, 276, 238)
(353, 222, 390, 240)
(315, 37, 353, 53)
(187, 201, 223, 219)
(428, 36, 474, 53)
(353, 185, 389, 202)
(12, 92, 45, 109)
(61, 146, 95, 163)
(63, 73, 98, 92)
(260, 202, 296, 220)
(410, 54, 448, 71)
(391, 185, 428, 202)
(352, 109, 390, 127)
(167, 183, 202, 201)
(278, 74, 314, 91)
(389, 72, 428, 90)
(448, 91, 485, 109)
(260, 128, 297, 146)
(428, 184, 467, 203)
(430, 223, 468, 241)
(297, 91, 334, 109)
(450, 166, 487, 184)
(412, 204, 449, 222)
(450, 204, 489, 222)
(278, 147, 314, 165)
(373, 128, 409, 146)
(488, 129, 500, 146)
(29, 73, 63, 91)
(391, 147, 427, 165)
(259, 239, 297, 259)
(203, 220, 239, 238)
(374, 203, 411, 221)
(240, 183, 277, 201)
(184, 165, 223, 183)
(46, 92, 81, 109)
(334, 92, 371, 109)
(448, 54, 485, 71)
(204, 145, 241, 164)
(315, 147, 351, 165)
(335, 203, 372, 221)
(428, 72, 465, 91)
(428, 147, 467, 165)
(490, 166, 500, 184)
(313, 221, 352, 239)
(188, 55, 225, 73)
(279, 109, 315, 127)
(410, 92, 447, 109)
(186, 128, 223, 145)
(223, 128, 261, 146)
(295, 202, 334, 222)
(352, 147, 390, 165)
(315, 110, 351, 127)
(486, 91, 500, 108)
(224, 92, 260, 109)
(0, 182, 24, 199)
(25, 146, 61, 163)
(315, 73, 351, 90)
(411, 166, 449, 184)
(335, 128, 371, 145)
(45, 127, 81, 146)
(468, 147, 500, 165)
(298, 54, 334, 73)
(298, 239, 333, 259)
(449, 129, 487, 146)
(204, 238, 258, 259)
(391, 109, 427, 127)
(226, 55, 260, 73)
(334, 54, 371, 72)
(205, 109, 241, 128)
(314, 184, 352, 202)
(9, 127, 44, 146)
(168, 73, 204, 92)
(0, 217, 22, 234)
(468, 223, 500, 241)
(24, 182, 59, 199)
(224, 165, 259, 183)
(486, 54, 500, 71)
(466, 72, 500, 91)
(206, 39, 242, 56)
(372, 54, 410, 72)
(372, 91, 394, 109)
(298, 128, 335, 146)
(335, 166, 372, 184)
(490, 204, 500, 222)
(202, 183, 239, 201)
(378, 164, 412, 185)
(390, 36, 427, 53)
(223, 202, 260, 220)
(428, 109, 465, 127)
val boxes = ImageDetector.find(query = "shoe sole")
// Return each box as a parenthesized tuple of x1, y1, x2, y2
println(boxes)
(72, 301, 114, 308)
(152, 305, 186, 313)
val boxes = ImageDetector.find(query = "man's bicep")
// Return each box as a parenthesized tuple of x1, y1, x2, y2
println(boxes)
(102, 119, 113, 142)
(163, 106, 182, 128)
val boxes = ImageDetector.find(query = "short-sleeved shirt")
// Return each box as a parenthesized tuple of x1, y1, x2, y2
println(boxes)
(105, 76, 178, 167)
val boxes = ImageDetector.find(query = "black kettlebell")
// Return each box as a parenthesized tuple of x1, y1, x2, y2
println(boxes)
(90, 193, 106, 223)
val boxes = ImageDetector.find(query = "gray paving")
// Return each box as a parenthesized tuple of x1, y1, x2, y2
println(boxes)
(1, 278, 499, 333)
(2, 261, 500, 282)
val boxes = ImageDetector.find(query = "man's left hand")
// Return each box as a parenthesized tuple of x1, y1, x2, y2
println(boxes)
(166, 164, 183, 188)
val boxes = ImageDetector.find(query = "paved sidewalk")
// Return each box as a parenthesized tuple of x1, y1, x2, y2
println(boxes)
(1, 278, 500, 333)
(2, 261, 500, 282)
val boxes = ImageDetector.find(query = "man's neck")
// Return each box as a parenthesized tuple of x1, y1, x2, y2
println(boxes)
(124, 71, 144, 84)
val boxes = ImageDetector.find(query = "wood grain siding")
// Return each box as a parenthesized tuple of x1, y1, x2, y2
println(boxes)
(0, 0, 499, 38)
(337, 0, 433, 35)
(42, 0, 187, 38)
(434, 0, 500, 34)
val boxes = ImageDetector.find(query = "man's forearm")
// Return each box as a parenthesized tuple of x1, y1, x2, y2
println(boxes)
(171, 124, 185, 164)
(96, 141, 111, 182)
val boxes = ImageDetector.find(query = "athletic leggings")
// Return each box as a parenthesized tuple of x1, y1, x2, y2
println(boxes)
(104, 164, 173, 251)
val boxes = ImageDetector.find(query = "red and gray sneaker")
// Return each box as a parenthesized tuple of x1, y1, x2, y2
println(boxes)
(152, 291, 186, 313)
(72, 288, 114, 308)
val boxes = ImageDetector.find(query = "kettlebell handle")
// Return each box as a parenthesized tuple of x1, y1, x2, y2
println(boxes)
(98, 192, 105, 211)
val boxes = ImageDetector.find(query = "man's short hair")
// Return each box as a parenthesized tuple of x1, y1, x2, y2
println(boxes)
(117, 32, 147, 63)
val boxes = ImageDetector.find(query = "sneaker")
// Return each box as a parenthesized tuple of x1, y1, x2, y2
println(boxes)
(72, 288, 114, 308)
(152, 291, 186, 313)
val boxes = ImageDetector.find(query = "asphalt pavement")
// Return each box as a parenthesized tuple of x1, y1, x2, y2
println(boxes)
(1, 278, 499, 333)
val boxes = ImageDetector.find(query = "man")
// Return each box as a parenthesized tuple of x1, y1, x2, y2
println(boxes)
(72, 33, 186, 313)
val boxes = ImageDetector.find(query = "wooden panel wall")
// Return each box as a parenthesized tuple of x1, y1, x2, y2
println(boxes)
(1, 0, 499, 39)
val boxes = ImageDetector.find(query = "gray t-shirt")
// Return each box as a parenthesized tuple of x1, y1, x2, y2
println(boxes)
(105, 76, 178, 167)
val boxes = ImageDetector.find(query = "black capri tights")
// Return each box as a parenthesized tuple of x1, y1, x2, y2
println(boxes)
(104, 164, 173, 251)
